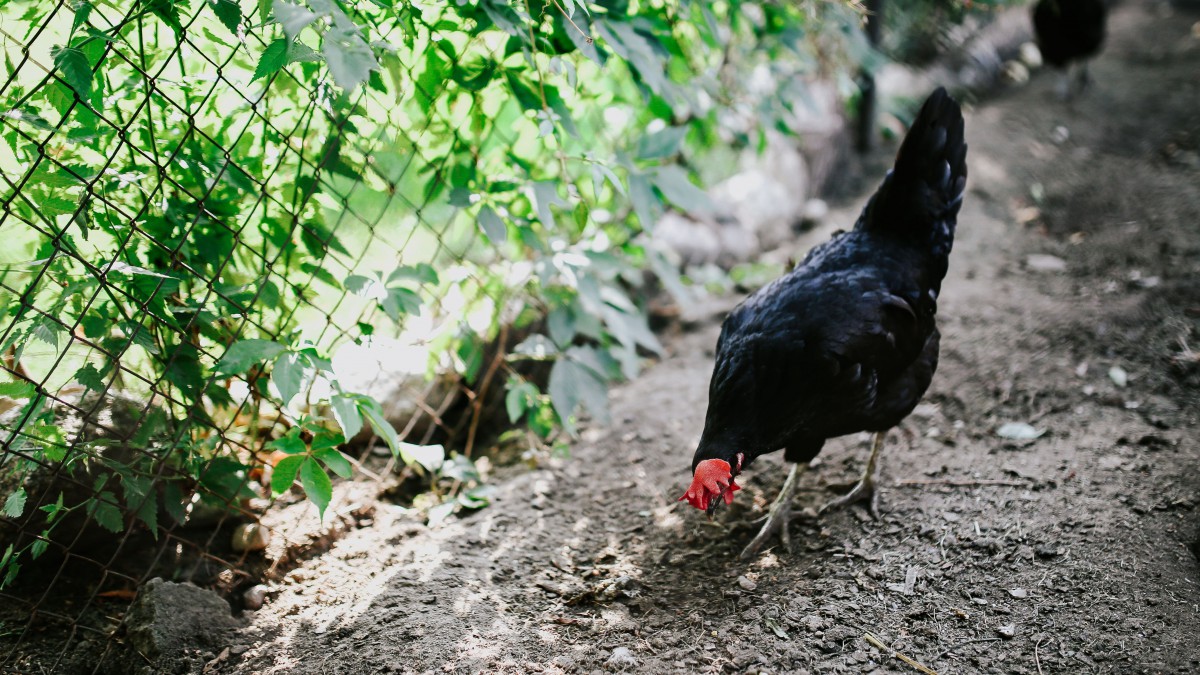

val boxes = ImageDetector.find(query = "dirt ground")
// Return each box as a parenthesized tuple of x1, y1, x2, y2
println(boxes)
(210, 2, 1200, 673)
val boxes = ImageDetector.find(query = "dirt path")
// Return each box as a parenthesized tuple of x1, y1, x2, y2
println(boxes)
(222, 2, 1200, 673)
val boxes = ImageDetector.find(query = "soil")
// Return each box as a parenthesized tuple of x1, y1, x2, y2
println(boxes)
(208, 3, 1200, 674)
(20, 1, 1200, 673)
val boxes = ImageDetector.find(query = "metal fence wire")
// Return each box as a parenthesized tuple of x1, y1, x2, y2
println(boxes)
(0, 0, 552, 670)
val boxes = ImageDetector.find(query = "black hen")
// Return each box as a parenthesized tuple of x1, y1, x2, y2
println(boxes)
(1032, 0, 1107, 98)
(679, 88, 967, 559)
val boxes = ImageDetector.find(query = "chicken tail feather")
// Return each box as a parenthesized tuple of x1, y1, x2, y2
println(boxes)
(859, 86, 967, 261)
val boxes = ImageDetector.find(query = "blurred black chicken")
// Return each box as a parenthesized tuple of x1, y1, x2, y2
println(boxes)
(1032, 0, 1107, 99)
(679, 88, 967, 559)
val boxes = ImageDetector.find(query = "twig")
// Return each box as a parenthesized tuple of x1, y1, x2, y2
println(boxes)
(932, 637, 1002, 662)
(864, 632, 939, 675)
(550, 0, 594, 44)
(1035, 638, 1045, 675)
(893, 479, 1030, 488)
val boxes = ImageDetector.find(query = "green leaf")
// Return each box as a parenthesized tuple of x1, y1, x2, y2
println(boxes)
(209, 0, 242, 33)
(52, 46, 92, 102)
(387, 263, 439, 286)
(2, 488, 27, 519)
(253, 38, 290, 81)
(74, 362, 106, 391)
(300, 457, 333, 519)
(505, 381, 538, 423)
(314, 448, 353, 479)
(271, 351, 306, 405)
(331, 393, 363, 438)
(651, 166, 714, 214)
(269, 429, 308, 455)
(271, 454, 304, 495)
(505, 70, 542, 112)
(637, 126, 688, 160)
(88, 492, 123, 532)
(355, 396, 399, 458)
(548, 357, 609, 433)
(322, 27, 379, 91)
(273, 0, 321, 39)
(477, 206, 507, 243)
(0, 382, 35, 399)
(628, 173, 661, 230)
(215, 339, 285, 375)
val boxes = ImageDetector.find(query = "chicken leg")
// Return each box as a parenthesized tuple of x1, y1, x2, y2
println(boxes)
(819, 431, 885, 518)
(739, 462, 805, 560)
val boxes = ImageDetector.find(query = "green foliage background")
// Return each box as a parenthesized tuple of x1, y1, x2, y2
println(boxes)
(0, 0, 883, 585)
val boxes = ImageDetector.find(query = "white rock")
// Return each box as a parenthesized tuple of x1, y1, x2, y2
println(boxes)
(1019, 42, 1044, 69)
(1001, 60, 1030, 85)
(736, 575, 757, 591)
(1025, 254, 1067, 272)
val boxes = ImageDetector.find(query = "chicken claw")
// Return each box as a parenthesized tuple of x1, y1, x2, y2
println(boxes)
(740, 463, 805, 560)
(819, 431, 886, 519)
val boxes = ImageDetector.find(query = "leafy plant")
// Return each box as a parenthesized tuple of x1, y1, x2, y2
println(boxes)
(0, 0, 875, 587)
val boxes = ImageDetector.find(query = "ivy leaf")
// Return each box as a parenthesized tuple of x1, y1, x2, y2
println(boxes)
(74, 363, 106, 391)
(314, 448, 353, 479)
(270, 455, 304, 496)
(331, 393, 363, 438)
(322, 27, 379, 91)
(271, 351, 306, 405)
(355, 396, 399, 458)
(209, 0, 242, 33)
(52, 46, 92, 101)
(505, 381, 538, 423)
(2, 488, 27, 519)
(477, 206, 506, 243)
(273, 0, 321, 39)
(215, 339, 285, 375)
(253, 38, 290, 81)
(299, 457, 333, 519)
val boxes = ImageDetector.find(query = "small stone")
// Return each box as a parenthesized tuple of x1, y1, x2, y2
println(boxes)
(1025, 254, 1067, 273)
(606, 647, 639, 669)
(737, 575, 758, 592)
(1019, 42, 1043, 68)
(1008, 587, 1028, 599)
(1051, 126, 1070, 144)
(802, 199, 829, 224)
(1108, 366, 1128, 388)
(242, 585, 269, 610)
(232, 523, 270, 553)
(997, 624, 1017, 639)
(1002, 60, 1030, 85)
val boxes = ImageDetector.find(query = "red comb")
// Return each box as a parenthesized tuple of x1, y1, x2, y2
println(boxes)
(679, 458, 740, 511)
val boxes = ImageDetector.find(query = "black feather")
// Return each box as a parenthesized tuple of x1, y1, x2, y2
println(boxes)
(690, 88, 967, 479)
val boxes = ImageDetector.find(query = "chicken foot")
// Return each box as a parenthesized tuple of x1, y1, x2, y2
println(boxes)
(739, 462, 805, 560)
(818, 431, 885, 518)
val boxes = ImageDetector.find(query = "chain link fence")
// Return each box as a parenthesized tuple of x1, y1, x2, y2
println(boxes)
(0, 0, 548, 669)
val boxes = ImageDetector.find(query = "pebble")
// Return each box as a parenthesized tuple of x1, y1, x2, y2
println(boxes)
(737, 575, 757, 591)
(242, 585, 269, 610)
(997, 624, 1017, 639)
(1009, 587, 1028, 599)
(1025, 254, 1067, 273)
(232, 523, 271, 553)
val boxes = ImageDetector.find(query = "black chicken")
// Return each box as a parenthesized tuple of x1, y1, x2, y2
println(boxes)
(679, 88, 967, 559)
(1032, 0, 1107, 99)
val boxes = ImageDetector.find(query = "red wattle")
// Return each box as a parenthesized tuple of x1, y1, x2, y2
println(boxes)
(679, 458, 739, 511)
